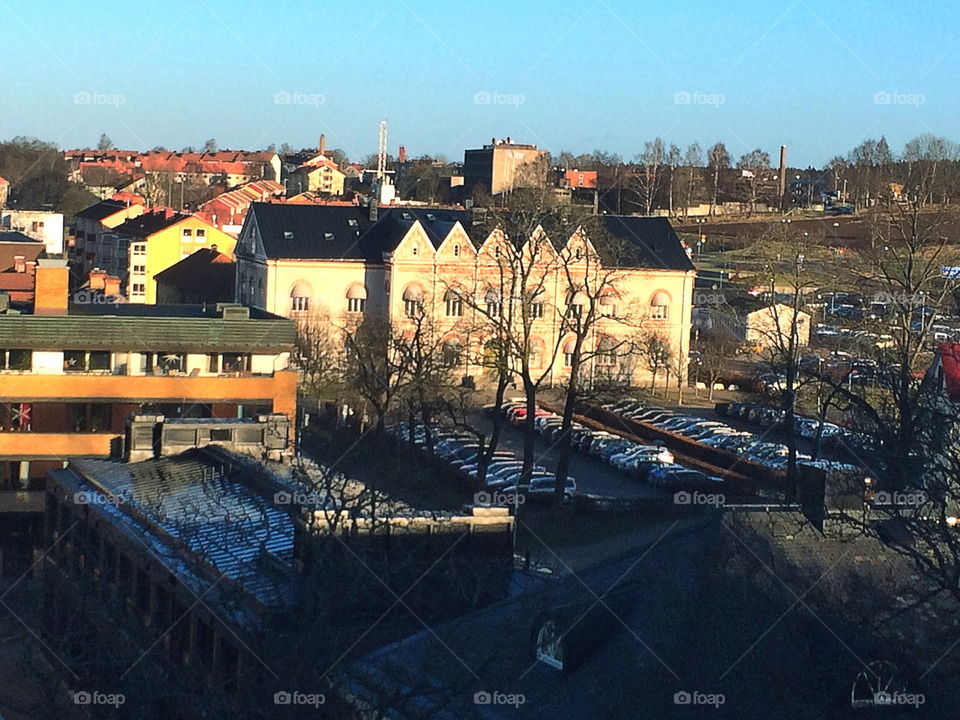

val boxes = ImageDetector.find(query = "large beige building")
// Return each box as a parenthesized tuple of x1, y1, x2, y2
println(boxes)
(235, 204, 694, 388)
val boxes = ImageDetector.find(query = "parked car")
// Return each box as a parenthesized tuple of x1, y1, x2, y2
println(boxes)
(501, 476, 577, 502)
(648, 465, 714, 492)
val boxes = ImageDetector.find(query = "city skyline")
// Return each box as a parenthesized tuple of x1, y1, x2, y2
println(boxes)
(2, 0, 958, 167)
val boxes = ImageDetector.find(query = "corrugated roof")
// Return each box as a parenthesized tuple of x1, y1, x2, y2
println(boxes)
(0, 311, 294, 352)
(64, 452, 296, 608)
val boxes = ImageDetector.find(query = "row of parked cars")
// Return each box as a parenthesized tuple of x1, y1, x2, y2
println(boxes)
(498, 400, 723, 493)
(388, 420, 577, 502)
(720, 402, 843, 440)
(601, 398, 810, 471)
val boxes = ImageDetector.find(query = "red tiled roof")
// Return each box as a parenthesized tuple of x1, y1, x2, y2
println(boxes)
(940, 342, 960, 402)
(0, 176, 8, 186)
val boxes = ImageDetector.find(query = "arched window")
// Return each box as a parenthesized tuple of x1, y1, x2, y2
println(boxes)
(529, 337, 546, 368)
(600, 291, 618, 317)
(650, 290, 671, 320)
(484, 288, 502, 318)
(562, 337, 577, 367)
(346, 284, 367, 314)
(442, 337, 462, 367)
(597, 335, 617, 367)
(444, 288, 463, 317)
(567, 289, 588, 319)
(402, 284, 424, 318)
(290, 282, 311, 313)
(528, 287, 546, 319)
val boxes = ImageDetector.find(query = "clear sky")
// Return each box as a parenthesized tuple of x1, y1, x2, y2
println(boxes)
(2, 0, 958, 167)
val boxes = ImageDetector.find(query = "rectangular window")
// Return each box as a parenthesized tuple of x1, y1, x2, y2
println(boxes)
(404, 300, 421, 318)
(597, 353, 616, 367)
(196, 228, 205, 238)
(487, 302, 501, 318)
(567, 304, 583, 319)
(445, 297, 463, 317)
(221, 353, 250, 373)
(564, 353, 574, 367)
(210, 428, 233, 442)
(182, 228, 193, 238)
(132, 265, 146, 274)
(132, 283, 146, 295)
(0, 349, 31, 371)
(530, 303, 545, 319)
(347, 297, 366, 314)
(291, 296, 309, 312)
(63, 351, 111, 373)
(132, 244, 146, 256)
(651, 305, 668, 320)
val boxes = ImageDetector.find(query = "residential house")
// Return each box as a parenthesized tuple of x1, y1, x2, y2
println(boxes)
(0, 258, 296, 497)
(235, 203, 695, 387)
(197, 179, 284, 233)
(72, 199, 145, 272)
(0, 232, 44, 307)
(155, 248, 235, 304)
(1, 209, 64, 254)
(96, 209, 236, 303)
(286, 157, 345, 196)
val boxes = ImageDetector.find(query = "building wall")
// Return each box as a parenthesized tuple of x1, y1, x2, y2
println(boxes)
(745, 305, 811, 349)
(131, 218, 236, 304)
(1, 210, 64, 254)
(241, 219, 693, 388)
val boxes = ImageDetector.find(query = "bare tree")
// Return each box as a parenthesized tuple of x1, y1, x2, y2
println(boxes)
(737, 148, 771, 215)
(632, 138, 665, 216)
(707, 142, 730, 216)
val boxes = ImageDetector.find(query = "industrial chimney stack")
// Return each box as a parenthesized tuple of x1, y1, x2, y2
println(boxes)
(318, 134, 326, 156)
(778, 145, 788, 207)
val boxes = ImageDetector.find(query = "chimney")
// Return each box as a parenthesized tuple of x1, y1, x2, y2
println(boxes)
(398, 145, 407, 163)
(13, 255, 25, 273)
(104, 276, 121, 297)
(34, 258, 69, 316)
(25, 261, 36, 276)
(318, 134, 326, 156)
(89, 269, 107, 291)
(778, 145, 788, 203)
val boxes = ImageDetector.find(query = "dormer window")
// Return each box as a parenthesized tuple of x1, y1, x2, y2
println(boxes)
(283, 230, 294, 240)
(348, 218, 359, 228)
(324, 232, 335, 241)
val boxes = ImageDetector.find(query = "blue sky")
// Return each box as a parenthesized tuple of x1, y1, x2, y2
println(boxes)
(2, 0, 958, 167)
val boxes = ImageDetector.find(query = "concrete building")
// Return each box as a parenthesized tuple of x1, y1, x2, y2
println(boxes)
(71, 199, 145, 270)
(235, 203, 695, 388)
(463, 138, 548, 195)
(0, 259, 296, 501)
(1, 209, 64, 254)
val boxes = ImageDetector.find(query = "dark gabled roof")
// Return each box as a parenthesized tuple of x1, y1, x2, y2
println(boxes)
(358, 207, 471, 255)
(0, 231, 41, 244)
(601, 215, 694, 271)
(112, 210, 191, 238)
(250, 203, 375, 261)
(74, 200, 128, 221)
(0, 305, 294, 352)
(249, 204, 472, 261)
(154, 248, 234, 298)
